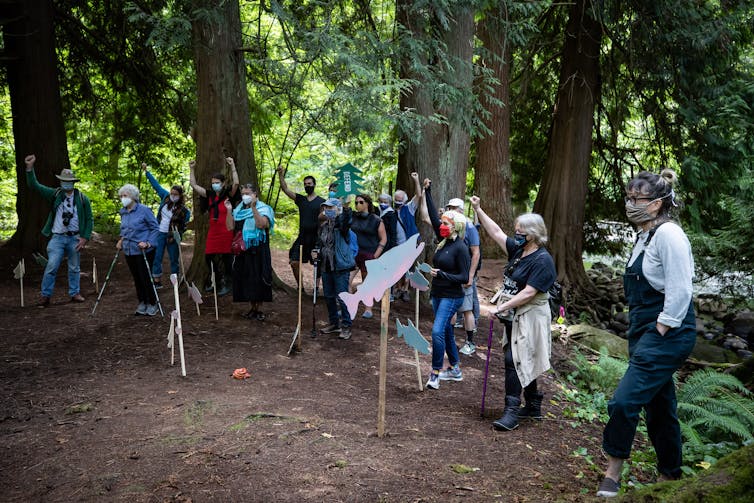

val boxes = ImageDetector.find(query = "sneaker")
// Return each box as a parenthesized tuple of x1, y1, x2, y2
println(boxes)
(426, 372, 440, 390)
(459, 342, 476, 356)
(38, 296, 50, 308)
(217, 285, 231, 297)
(596, 477, 620, 498)
(153, 281, 163, 290)
(438, 366, 463, 381)
(320, 323, 341, 334)
(135, 302, 147, 315)
(145, 303, 159, 316)
(70, 293, 85, 303)
(454, 320, 463, 329)
(339, 327, 352, 340)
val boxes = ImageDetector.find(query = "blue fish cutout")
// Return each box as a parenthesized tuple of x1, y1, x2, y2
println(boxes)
(395, 319, 430, 355)
(406, 269, 429, 291)
(339, 234, 425, 320)
(417, 262, 432, 273)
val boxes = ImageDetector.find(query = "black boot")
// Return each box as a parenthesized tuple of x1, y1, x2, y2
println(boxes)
(493, 396, 521, 431)
(519, 391, 544, 420)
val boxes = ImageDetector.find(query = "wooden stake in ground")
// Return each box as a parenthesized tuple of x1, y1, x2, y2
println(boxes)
(414, 288, 423, 391)
(13, 258, 25, 307)
(211, 261, 219, 320)
(170, 273, 186, 376)
(188, 282, 203, 316)
(377, 288, 390, 438)
(92, 257, 98, 294)
(287, 245, 304, 356)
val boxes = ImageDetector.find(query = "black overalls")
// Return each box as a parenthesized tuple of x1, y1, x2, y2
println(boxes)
(602, 225, 696, 479)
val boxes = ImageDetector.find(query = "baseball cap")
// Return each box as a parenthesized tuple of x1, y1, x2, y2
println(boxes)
(447, 198, 465, 210)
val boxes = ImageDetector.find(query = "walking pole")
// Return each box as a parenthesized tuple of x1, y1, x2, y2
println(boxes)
(142, 248, 164, 317)
(295, 247, 303, 351)
(211, 261, 219, 320)
(310, 259, 318, 337)
(480, 317, 495, 416)
(91, 250, 120, 315)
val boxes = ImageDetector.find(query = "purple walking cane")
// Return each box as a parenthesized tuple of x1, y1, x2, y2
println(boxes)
(480, 317, 495, 416)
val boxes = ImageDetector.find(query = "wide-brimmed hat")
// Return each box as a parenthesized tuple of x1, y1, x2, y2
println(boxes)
(55, 168, 80, 182)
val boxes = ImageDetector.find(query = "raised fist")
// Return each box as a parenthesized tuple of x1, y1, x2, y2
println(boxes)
(423, 178, 431, 189)
(141, 162, 147, 171)
(223, 199, 233, 211)
(470, 195, 480, 209)
(225, 157, 235, 166)
(410, 172, 419, 180)
(276, 165, 285, 176)
(188, 159, 196, 170)
(24, 154, 36, 170)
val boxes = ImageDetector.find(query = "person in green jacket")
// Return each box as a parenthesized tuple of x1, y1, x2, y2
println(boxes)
(24, 154, 93, 307)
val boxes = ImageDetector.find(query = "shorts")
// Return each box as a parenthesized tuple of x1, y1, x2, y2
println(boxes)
(355, 250, 376, 277)
(458, 277, 477, 313)
(289, 233, 317, 264)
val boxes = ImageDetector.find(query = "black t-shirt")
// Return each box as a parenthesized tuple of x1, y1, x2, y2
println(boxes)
(501, 237, 557, 297)
(296, 193, 325, 236)
(431, 237, 471, 299)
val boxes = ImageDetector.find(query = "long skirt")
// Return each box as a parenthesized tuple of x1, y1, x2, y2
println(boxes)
(232, 242, 273, 303)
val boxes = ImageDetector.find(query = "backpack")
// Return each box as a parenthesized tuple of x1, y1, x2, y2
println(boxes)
(548, 281, 563, 320)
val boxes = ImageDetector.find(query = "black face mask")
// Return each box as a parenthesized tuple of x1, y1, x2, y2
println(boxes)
(304, 186, 315, 195)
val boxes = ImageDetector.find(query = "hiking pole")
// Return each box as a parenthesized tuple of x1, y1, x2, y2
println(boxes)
(480, 317, 495, 416)
(142, 248, 164, 317)
(91, 249, 120, 315)
(310, 257, 318, 337)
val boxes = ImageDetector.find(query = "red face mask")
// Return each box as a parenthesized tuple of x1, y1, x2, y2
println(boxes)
(439, 224, 452, 238)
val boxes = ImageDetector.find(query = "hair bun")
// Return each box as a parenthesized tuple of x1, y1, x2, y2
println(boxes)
(660, 168, 678, 187)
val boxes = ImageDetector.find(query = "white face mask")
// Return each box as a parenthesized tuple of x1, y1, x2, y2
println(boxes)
(169, 195, 180, 203)
(211, 183, 222, 192)
(120, 197, 133, 208)
(242, 195, 253, 205)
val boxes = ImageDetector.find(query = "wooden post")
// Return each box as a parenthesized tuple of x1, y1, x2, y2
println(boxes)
(92, 257, 98, 295)
(414, 288, 423, 391)
(19, 259, 25, 307)
(171, 273, 186, 377)
(296, 245, 303, 351)
(377, 288, 390, 438)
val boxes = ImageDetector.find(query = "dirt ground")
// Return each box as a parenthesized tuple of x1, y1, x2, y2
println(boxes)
(0, 235, 610, 502)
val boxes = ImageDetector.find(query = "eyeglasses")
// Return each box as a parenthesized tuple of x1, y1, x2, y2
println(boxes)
(355, 200, 366, 205)
(625, 196, 654, 205)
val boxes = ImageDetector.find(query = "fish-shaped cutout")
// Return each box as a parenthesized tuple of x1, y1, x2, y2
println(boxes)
(188, 282, 203, 305)
(395, 319, 430, 355)
(406, 268, 429, 291)
(339, 234, 425, 320)
(417, 262, 432, 273)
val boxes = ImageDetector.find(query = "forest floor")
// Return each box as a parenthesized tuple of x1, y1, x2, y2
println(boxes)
(0, 234, 620, 502)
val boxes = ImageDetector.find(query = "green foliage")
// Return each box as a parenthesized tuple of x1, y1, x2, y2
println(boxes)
(567, 347, 628, 394)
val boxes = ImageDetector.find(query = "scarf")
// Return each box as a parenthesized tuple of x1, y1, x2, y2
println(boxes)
(233, 201, 275, 246)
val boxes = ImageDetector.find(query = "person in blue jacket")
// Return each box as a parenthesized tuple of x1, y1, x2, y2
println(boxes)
(313, 198, 356, 340)
(142, 163, 191, 288)
(116, 184, 161, 316)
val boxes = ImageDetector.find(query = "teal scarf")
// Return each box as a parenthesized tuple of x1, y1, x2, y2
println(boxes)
(233, 201, 275, 246)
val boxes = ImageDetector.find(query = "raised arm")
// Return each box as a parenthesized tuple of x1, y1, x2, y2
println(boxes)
(188, 160, 207, 198)
(224, 199, 235, 231)
(143, 163, 168, 199)
(424, 183, 442, 240)
(408, 172, 422, 205)
(470, 196, 508, 249)
(226, 157, 240, 198)
(276, 165, 297, 201)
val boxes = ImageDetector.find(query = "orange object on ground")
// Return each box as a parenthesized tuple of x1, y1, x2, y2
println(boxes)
(232, 368, 251, 380)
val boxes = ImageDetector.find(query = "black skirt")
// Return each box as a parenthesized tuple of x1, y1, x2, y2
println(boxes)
(232, 241, 273, 302)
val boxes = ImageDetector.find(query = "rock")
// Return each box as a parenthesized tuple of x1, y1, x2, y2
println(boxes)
(567, 324, 628, 359)
(724, 310, 754, 341)
(614, 311, 629, 325)
(703, 332, 716, 341)
(737, 349, 752, 359)
(608, 320, 629, 333)
(691, 336, 742, 364)
(723, 336, 748, 351)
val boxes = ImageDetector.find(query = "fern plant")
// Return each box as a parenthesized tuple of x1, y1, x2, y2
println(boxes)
(677, 369, 754, 446)
(567, 347, 628, 394)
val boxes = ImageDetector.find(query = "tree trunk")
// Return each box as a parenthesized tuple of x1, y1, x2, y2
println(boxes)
(2, 0, 70, 255)
(187, 0, 257, 283)
(533, 0, 602, 311)
(475, 8, 513, 259)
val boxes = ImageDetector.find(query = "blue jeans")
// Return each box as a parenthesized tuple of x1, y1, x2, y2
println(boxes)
(42, 234, 81, 297)
(151, 231, 180, 279)
(322, 270, 351, 327)
(431, 296, 464, 370)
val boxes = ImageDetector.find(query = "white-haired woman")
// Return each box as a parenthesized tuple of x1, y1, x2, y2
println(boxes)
(116, 184, 161, 316)
(470, 196, 556, 431)
(424, 181, 471, 390)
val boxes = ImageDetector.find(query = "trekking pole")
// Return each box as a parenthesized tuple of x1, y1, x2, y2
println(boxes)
(310, 258, 318, 337)
(91, 249, 120, 315)
(142, 248, 164, 317)
(480, 317, 495, 416)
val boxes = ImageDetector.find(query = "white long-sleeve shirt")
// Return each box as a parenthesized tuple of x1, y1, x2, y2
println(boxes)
(627, 222, 694, 328)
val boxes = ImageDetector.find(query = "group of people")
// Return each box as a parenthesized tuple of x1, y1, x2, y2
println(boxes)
(23, 153, 696, 497)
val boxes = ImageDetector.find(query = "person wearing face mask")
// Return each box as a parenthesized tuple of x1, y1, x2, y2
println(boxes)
(24, 154, 93, 307)
(596, 169, 695, 498)
(224, 185, 275, 321)
(313, 198, 355, 339)
(377, 194, 398, 253)
(470, 196, 556, 432)
(349, 194, 388, 319)
(391, 172, 423, 302)
(189, 157, 240, 296)
(116, 184, 161, 316)
(143, 163, 191, 289)
(277, 166, 325, 291)
(423, 198, 471, 390)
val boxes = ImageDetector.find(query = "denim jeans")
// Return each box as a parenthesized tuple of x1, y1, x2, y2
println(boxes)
(431, 296, 464, 370)
(42, 234, 81, 297)
(322, 270, 351, 327)
(151, 231, 180, 278)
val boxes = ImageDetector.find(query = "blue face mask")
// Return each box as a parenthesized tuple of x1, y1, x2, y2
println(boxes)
(329, 191, 337, 199)
(379, 203, 389, 211)
(324, 209, 337, 219)
(211, 182, 222, 192)
(514, 232, 527, 247)
(60, 182, 74, 191)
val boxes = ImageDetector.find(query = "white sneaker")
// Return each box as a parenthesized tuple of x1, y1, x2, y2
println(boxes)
(135, 302, 147, 315)
(459, 342, 476, 356)
(426, 373, 440, 390)
(145, 304, 159, 316)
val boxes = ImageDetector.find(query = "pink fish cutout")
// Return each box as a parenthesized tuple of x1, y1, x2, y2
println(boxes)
(339, 234, 425, 320)
(188, 282, 203, 305)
